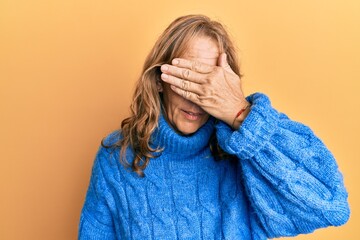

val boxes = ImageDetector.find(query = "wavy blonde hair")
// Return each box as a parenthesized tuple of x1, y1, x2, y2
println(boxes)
(102, 14, 242, 177)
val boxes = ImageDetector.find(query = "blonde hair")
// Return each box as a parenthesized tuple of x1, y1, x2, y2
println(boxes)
(102, 14, 242, 177)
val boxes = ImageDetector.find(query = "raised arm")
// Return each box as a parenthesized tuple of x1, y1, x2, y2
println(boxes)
(215, 93, 350, 238)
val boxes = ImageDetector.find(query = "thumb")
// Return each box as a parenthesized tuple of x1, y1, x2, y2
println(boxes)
(218, 53, 233, 73)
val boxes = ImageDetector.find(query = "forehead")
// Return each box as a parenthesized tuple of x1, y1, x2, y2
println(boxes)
(181, 36, 219, 66)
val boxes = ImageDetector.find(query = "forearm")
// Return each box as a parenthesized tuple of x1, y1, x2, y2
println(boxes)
(216, 92, 350, 237)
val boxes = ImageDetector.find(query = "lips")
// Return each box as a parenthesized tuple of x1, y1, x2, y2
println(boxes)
(181, 109, 204, 121)
(182, 110, 203, 116)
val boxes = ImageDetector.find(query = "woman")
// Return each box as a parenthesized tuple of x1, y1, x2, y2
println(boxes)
(79, 15, 350, 239)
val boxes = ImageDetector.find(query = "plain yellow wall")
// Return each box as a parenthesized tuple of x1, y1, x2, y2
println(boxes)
(1, 0, 359, 239)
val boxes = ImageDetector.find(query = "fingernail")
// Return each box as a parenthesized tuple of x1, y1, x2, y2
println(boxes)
(161, 73, 168, 79)
(161, 65, 168, 71)
(172, 59, 179, 65)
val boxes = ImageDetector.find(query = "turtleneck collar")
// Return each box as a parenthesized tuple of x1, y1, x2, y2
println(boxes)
(151, 112, 215, 156)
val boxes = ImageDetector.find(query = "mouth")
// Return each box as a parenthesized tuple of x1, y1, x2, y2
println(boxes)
(181, 109, 205, 120)
(182, 109, 204, 115)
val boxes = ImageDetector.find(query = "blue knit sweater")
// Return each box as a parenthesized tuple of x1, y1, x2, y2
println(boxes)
(79, 93, 350, 239)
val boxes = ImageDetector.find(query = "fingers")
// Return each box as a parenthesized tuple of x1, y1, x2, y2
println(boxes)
(217, 53, 235, 74)
(169, 85, 200, 104)
(160, 72, 202, 95)
(161, 64, 204, 84)
(217, 53, 227, 68)
(172, 58, 214, 74)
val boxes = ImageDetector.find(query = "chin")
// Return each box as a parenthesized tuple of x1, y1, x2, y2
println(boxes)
(176, 123, 203, 135)
(178, 128, 198, 135)
(169, 114, 209, 135)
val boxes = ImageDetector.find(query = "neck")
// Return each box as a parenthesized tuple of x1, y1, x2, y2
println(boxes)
(151, 113, 215, 157)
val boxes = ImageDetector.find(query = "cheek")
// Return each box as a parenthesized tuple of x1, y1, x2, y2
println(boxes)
(162, 85, 185, 109)
(161, 87, 180, 122)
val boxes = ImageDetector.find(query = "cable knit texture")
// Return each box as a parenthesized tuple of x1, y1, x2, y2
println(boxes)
(79, 93, 350, 240)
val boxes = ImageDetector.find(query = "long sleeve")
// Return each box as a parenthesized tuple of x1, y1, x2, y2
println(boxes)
(79, 147, 116, 240)
(215, 93, 350, 238)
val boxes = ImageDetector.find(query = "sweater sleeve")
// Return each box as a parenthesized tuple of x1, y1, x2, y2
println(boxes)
(215, 92, 350, 238)
(79, 147, 116, 240)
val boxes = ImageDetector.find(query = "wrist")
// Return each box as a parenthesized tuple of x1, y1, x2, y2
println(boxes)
(231, 101, 251, 130)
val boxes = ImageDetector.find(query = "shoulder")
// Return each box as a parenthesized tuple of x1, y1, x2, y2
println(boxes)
(96, 129, 122, 163)
(92, 130, 122, 176)
(95, 129, 136, 176)
(101, 129, 122, 147)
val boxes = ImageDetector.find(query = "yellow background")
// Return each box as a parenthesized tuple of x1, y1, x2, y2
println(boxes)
(1, 0, 359, 239)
